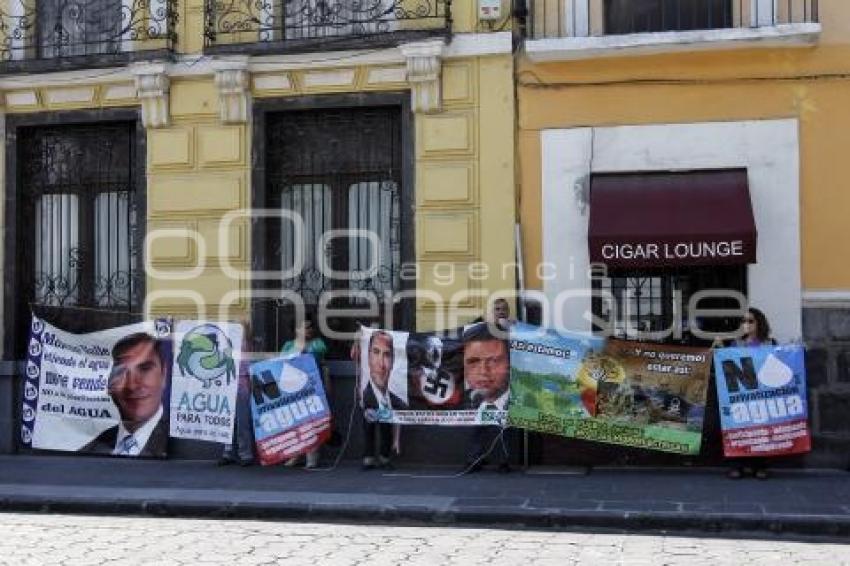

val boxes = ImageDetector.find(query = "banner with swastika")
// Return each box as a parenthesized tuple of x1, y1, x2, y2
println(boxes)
(357, 323, 508, 426)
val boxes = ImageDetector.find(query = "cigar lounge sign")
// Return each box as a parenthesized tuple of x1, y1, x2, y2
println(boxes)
(587, 170, 758, 269)
(597, 240, 752, 265)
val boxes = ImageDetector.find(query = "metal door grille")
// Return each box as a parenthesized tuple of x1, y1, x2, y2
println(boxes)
(592, 266, 747, 345)
(261, 106, 405, 356)
(16, 122, 141, 347)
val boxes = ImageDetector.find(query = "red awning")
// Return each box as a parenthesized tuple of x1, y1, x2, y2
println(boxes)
(588, 169, 757, 269)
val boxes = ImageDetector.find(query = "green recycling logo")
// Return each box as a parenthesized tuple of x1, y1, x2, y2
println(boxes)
(176, 324, 236, 388)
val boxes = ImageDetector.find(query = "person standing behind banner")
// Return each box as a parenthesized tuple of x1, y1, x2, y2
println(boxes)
(219, 321, 255, 467)
(281, 317, 330, 469)
(472, 297, 516, 329)
(719, 307, 777, 480)
(83, 332, 169, 457)
(354, 330, 400, 470)
(463, 322, 512, 473)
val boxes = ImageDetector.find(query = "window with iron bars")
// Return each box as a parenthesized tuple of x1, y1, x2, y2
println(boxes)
(255, 106, 410, 358)
(591, 265, 747, 345)
(16, 122, 142, 346)
(604, 0, 733, 34)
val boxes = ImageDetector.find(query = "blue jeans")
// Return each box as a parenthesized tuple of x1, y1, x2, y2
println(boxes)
(222, 377, 255, 462)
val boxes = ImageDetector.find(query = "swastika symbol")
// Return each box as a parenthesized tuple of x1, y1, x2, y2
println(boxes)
(423, 372, 450, 398)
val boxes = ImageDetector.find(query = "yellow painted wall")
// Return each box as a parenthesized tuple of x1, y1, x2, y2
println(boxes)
(415, 54, 517, 330)
(140, 54, 517, 330)
(145, 79, 251, 320)
(518, 0, 850, 291)
(0, 0, 517, 331)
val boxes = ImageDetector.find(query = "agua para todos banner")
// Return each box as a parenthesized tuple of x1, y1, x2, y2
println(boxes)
(713, 344, 811, 457)
(23, 316, 173, 457)
(169, 321, 244, 444)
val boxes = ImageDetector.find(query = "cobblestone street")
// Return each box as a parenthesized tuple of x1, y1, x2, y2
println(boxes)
(0, 513, 848, 565)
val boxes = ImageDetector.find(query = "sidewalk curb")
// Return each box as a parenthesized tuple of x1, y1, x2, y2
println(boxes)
(2, 494, 850, 539)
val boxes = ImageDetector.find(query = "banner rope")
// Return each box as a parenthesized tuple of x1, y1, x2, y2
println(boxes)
(381, 424, 513, 479)
(305, 357, 363, 473)
(305, 351, 512, 477)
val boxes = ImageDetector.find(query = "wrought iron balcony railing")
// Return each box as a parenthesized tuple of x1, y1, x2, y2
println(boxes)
(204, 0, 451, 55)
(0, 0, 177, 73)
(528, 0, 818, 40)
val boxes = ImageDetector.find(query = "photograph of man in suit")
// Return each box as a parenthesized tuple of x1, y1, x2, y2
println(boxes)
(82, 332, 169, 457)
(463, 323, 510, 412)
(463, 322, 512, 472)
(362, 330, 408, 410)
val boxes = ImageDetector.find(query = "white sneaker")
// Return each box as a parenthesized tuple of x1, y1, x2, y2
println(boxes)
(305, 451, 319, 469)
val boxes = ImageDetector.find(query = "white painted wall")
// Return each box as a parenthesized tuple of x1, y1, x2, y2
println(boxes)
(541, 119, 802, 342)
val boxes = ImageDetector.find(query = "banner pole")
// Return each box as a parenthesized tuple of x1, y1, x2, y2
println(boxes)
(515, 222, 530, 471)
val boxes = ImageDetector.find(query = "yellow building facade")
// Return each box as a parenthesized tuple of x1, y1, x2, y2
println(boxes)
(517, 0, 849, 466)
(0, 0, 515, 458)
(0, 0, 516, 333)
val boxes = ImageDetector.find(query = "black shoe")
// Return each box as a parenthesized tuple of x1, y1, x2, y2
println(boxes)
(497, 463, 511, 474)
(361, 457, 377, 471)
(217, 457, 235, 466)
(238, 459, 254, 467)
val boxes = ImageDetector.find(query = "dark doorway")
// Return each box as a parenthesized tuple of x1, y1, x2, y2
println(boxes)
(254, 100, 414, 358)
(8, 120, 143, 360)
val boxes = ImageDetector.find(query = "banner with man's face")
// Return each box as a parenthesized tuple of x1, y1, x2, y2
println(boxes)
(359, 323, 715, 454)
(22, 316, 173, 457)
(357, 323, 510, 425)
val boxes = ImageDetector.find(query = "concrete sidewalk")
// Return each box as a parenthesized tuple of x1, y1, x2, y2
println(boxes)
(1, 455, 849, 538)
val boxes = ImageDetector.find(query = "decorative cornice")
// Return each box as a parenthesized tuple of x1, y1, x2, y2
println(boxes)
(131, 63, 170, 128)
(213, 58, 251, 124)
(400, 39, 445, 114)
(0, 33, 514, 90)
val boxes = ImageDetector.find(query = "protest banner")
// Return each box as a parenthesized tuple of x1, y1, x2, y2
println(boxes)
(714, 344, 811, 457)
(169, 321, 244, 443)
(507, 322, 603, 422)
(357, 323, 508, 426)
(249, 354, 332, 466)
(22, 316, 172, 457)
(509, 335, 712, 455)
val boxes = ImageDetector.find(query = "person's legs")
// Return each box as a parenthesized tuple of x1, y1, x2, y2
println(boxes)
(305, 448, 320, 468)
(234, 388, 255, 464)
(219, 443, 235, 465)
(752, 457, 770, 479)
(362, 417, 377, 468)
(377, 423, 393, 467)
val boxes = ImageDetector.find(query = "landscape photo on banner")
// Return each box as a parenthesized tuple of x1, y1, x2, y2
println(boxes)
(23, 315, 173, 457)
(249, 354, 332, 466)
(169, 321, 244, 444)
(509, 331, 712, 455)
(714, 344, 811, 457)
(357, 322, 510, 426)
